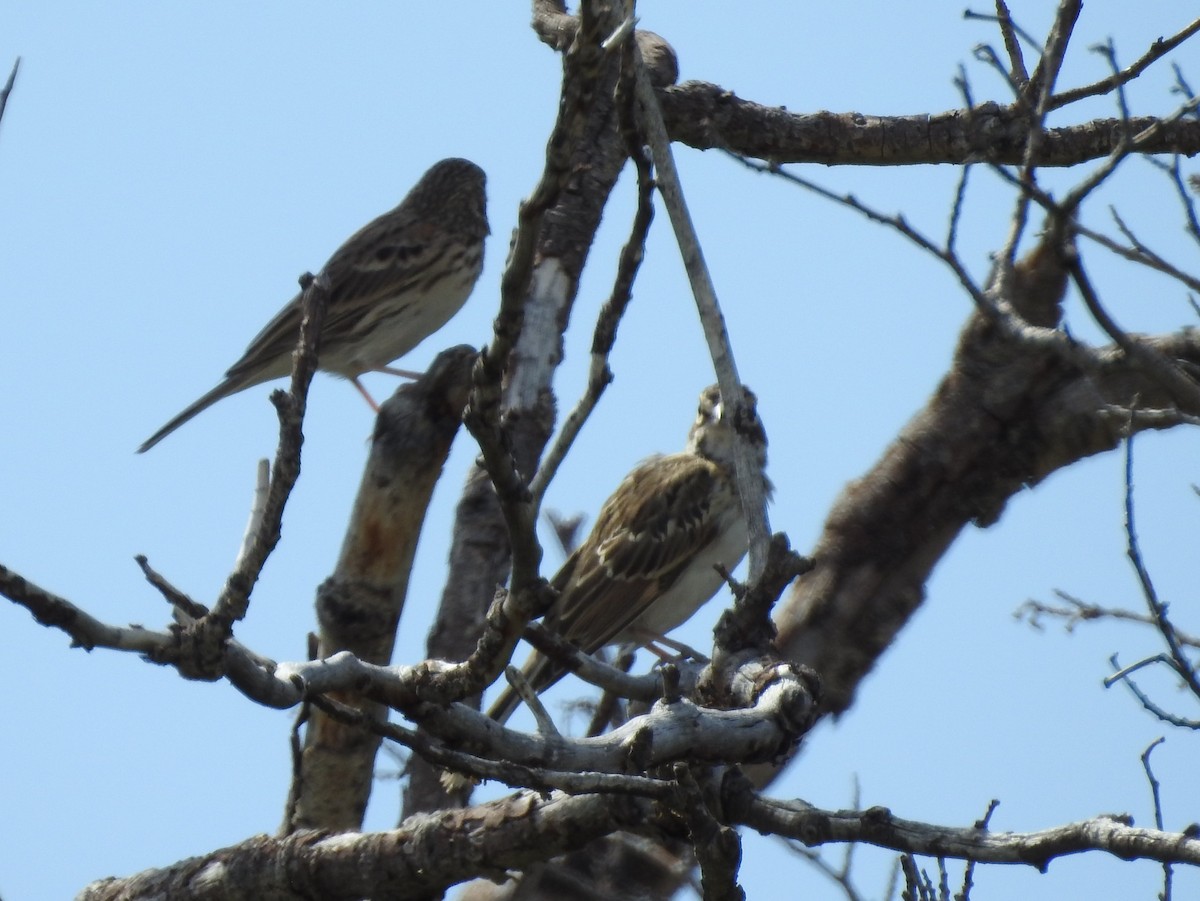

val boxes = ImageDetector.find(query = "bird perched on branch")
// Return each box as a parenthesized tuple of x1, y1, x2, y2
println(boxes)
(138, 157, 488, 452)
(488, 383, 771, 724)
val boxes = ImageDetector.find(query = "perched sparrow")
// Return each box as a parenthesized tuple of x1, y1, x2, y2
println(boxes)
(488, 384, 771, 724)
(138, 157, 488, 452)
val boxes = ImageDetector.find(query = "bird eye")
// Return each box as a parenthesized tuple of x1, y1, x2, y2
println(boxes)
(391, 244, 424, 262)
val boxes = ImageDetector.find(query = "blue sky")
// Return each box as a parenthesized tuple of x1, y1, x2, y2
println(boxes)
(3, 3, 1199, 899)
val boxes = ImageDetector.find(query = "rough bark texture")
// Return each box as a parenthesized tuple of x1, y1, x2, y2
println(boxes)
(286, 347, 476, 832)
(660, 83, 1200, 166)
(775, 274, 1200, 724)
(81, 793, 653, 901)
(400, 10, 678, 819)
(7, 5, 1200, 900)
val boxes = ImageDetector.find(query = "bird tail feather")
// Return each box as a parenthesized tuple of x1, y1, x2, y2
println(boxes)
(136, 379, 243, 453)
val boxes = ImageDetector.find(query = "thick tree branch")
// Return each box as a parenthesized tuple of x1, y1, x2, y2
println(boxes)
(731, 785, 1200, 870)
(286, 345, 477, 833)
(773, 232, 1200, 722)
(405, 7, 681, 816)
(77, 778, 1200, 901)
(80, 793, 653, 901)
(659, 86, 1200, 166)
(529, 127, 655, 506)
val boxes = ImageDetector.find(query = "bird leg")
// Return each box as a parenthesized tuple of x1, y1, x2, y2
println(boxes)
(377, 365, 424, 379)
(349, 376, 381, 412)
(624, 629, 710, 664)
(350, 366, 424, 412)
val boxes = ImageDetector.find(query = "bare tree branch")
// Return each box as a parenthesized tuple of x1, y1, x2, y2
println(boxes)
(660, 88, 1200, 166)
(529, 127, 655, 506)
(78, 780, 1200, 901)
(286, 345, 476, 833)
(628, 25, 773, 581)
(0, 57, 19, 133)
(1121, 427, 1200, 699)
(1050, 16, 1200, 109)
(156, 272, 329, 682)
(1017, 590, 1200, 649)
(733, 786, 1200, 870)
(404, 5, 677, 817)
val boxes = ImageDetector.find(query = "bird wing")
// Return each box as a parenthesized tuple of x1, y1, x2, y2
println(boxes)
(221, 292, 305, 383)
(548, 452, 727, 655)
(222, 211, 438, 382)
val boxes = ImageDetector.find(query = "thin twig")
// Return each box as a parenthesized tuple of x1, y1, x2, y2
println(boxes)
(1105, 654, 1200, 728)
(727, 151, 1088, 369)
(0, 58, 19, 130)
(1051, 16, 1200, 110)
(502, 665, 561, 735)
(308, 692, 672, 798)
(946, 71, 974, 258)
(937, 857, 951, 901)
(627, 20, 772, 580)
(519, 620, 661, 703)
(729, 151, 1120, 390)
(993, 1, 1031, 84)
(722, 154, 991, 321)
(1141, 737, 1173, 901)
(972, 43, 1031, 104)
(1073, 214, 1200, 294)
(232, 459, 271, 571)
(1147, 143, 1200, 247)
(960, 799, 1000, 901)
(1122, 427, 1200, 699)
(1170, 62, 1199, 114)
(211, 272, 328, 627)
(947, 163, 973, 256)
(529, 133, 656, 505)
(1091, 39, 1132, 124)
(281, 631, 318, 834)
(999, 0, 1081, 280)
(1017, 590, 1200, 648)
(134, 554, 207, 621)
(963, 5, 1039, 52)
(585, 646, 635, 737)
(1067, 253, 1200, 411)
(964, 2, 1033, 100)
(1058, 93, 1200, 218)
(1142, 736, 1167, 832)
(779, 839, 865, 901)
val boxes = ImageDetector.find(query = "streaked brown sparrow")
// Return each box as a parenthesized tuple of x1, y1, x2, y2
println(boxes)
(488, 384, 771, 723)
(138, 157, 488, 452)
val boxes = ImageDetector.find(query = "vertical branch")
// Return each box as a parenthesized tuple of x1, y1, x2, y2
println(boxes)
(1140, 738, 1173, 900)
(1122, 427, 1200, 700)
(167, 273, 327, 680)
(626, 21, 772, 580)
(529, 136, 656, 505)
(403, 1, 671, 818)
(997, 0, 1082, 275)
(211, 272, 328, 627)
(993, 1, 1030, 87)
(285, 346, 476, 833)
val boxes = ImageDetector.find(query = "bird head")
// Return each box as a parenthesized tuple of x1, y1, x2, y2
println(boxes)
(686, 383, 767, 470)
(411, 157, 490, 238)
